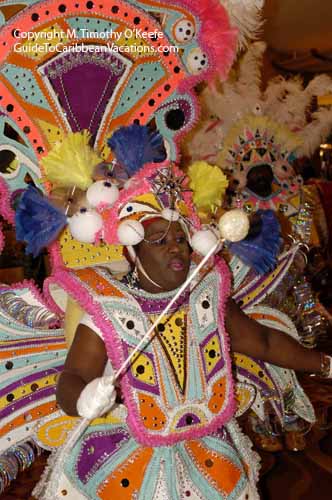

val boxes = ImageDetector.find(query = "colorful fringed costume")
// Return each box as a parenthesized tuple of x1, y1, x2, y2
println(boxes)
(30, 258, 259, 499)
(184, 41, 332, 449)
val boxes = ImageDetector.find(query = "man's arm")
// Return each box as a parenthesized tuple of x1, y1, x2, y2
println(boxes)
(226, 298, 322, 373)
(56, 324, 108, 416)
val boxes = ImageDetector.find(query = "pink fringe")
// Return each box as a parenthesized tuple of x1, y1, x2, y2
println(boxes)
(48, 240, 66, 273)
(0, 221, 4, 254)
(145, 0, 237, 90)
(176, 0, 238, 89)
(42, 275, 66, 318)
(0, 177, 15, 224)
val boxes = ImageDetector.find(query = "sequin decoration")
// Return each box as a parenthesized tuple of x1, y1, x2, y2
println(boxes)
(0, 291, 59, 328)
(200, 331, 224, 381)
(97, 447, 154, 499)
(0, 441, 42, 495)
(59, 228, 124, 270)
(76, 428, 130, 484)
(151, 310, 187, 393)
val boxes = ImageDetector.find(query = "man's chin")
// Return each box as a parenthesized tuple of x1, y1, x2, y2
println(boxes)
(251, 187, 272, 198)
(164, 274, 188, 291)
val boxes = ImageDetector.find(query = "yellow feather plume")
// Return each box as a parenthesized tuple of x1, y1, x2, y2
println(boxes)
(41, 130, 102, 191)
(188, 161, 229, 213)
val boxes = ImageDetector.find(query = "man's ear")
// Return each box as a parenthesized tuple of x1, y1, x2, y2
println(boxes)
(123, 245, 137, 268)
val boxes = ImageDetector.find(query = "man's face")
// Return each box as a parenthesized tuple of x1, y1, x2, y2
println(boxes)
(246, 164, 274, 198)
(136, 219, 191, 292)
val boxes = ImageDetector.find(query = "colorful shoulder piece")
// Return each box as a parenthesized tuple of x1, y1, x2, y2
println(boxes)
(0, 281, 66, 494)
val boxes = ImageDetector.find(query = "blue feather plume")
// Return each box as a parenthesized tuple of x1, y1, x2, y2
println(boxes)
(15, 186, 67, 257)
(228, 209, 282, 274)
(107, 124, 166, 177)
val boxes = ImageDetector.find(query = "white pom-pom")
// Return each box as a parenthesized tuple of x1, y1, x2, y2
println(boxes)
(86, 180, 119, 208)
(218, 209, 249, 242)
(117, 220, 145, 246)
(68, 208, 103, 243)
(161, 208, 179, 222)
(191, 229, 219, 256)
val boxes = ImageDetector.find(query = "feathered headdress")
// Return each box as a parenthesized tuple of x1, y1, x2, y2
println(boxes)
(185, 42, 332, 192)
(219, 0, 264, 50)
(101, 158, 250, 261)
(15, 126, 173, 256)
(217, 114, 302, 191)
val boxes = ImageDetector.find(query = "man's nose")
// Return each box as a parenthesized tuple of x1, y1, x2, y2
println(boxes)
(168, 240, 181, 254)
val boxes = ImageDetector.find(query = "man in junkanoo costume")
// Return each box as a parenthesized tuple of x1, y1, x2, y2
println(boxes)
(184, 41, 332, 451)
(0, 2, 328, 496)
(9, 119, 331, 498)
(0, 0, 274, 492)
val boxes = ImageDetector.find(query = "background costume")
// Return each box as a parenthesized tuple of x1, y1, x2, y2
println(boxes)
(189, 41, 332, 346)
(184, 41, 332, 449)
(0, 0, 267, 496)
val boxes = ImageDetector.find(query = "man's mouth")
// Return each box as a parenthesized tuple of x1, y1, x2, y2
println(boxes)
(169, 258, 185, 271)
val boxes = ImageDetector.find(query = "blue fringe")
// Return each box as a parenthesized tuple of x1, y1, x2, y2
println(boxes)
(107, 124, 166, 177)
(228, 209, 282, 274)
(15, 186, 67, 257)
